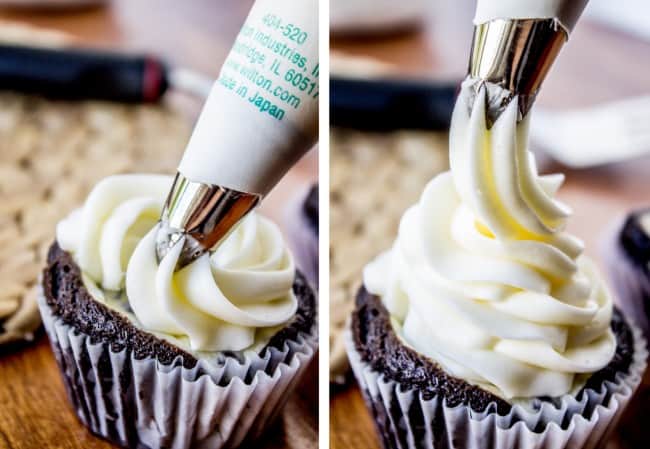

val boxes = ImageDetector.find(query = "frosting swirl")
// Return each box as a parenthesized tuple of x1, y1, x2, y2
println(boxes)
(364, 82, 616, 399)
(57, 174, 297, 352)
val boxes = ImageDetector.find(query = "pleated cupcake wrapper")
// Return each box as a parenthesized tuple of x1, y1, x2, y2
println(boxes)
(284, 188, 318, 289)
(602, 217, 650, 341)
(345, 320, 647, 449)
(37, 289, 318, 449)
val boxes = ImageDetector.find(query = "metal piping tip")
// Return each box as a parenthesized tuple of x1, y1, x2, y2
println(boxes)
(467, 18, 567, 126)
(155, 172, 261, 270)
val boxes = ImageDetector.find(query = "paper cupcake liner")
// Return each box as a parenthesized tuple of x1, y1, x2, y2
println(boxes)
(37, 287, 318, 449)
(345, 318, 647, 449)
(285, 188, 318, 289)
(603, 217, 650, 341)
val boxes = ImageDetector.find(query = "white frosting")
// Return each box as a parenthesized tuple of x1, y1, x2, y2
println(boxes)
(57, 174, 297, 352)
(474, 0, 589, 33)
(363, 83, 616, 400)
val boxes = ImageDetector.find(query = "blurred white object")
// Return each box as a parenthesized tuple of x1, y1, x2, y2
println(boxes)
(0, 0, 105, 7)
(586, 0, 650, 41)
(531, 96, 650, 167)
(0, 21, 72, 46)
(330, 51, 396, 78)
(330, 0, 430, 34)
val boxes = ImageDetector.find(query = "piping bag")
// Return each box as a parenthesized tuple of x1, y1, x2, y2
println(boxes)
(465, 0, 589, 127)
(155, 0, 318, 269)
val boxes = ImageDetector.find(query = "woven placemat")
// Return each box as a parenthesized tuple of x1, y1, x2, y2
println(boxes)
(0, 92, 191, 345)
(329, 128, 448, 383)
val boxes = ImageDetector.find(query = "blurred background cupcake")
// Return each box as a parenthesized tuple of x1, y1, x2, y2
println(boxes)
(286, 183, 319, 289)
(609, 209, 650, 341)
(605, 208, 650, 447)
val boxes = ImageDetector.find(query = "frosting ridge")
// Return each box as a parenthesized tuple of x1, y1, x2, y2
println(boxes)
(57, 174, 297, 352)
(363, 82, 616, 399)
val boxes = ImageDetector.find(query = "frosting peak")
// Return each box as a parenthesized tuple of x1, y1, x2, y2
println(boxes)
(57, 174, 297, 352)
(364, 81, 615, 400)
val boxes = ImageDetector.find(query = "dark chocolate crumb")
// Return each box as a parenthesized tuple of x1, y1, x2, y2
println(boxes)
(43, 242, 316, 368)
(352, 286, 635, 415)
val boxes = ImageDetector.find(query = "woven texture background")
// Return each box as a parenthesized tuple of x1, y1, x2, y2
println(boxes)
(0, 93, 190, 343)
(329, 128, 448, 381)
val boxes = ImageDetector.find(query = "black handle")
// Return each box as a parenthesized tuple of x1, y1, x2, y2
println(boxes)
(0, 44, 168, 103)
(331, 77, 459, 131)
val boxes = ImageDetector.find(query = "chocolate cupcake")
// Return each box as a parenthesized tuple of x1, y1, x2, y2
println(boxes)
(286, 184, 318, 288)
(345, 91, 646, 449)
(349, 288, 641, 448)
(38, 174, 318, 449)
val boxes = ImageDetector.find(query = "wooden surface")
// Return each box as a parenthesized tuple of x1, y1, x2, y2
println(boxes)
(330, 2, 650, 448)
(1, 338, 317, 449)
(0, 2, 317, 449)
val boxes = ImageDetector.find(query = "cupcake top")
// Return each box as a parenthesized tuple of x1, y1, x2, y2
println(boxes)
(363, 82, 616, 400)
(57, 174, 297, 353)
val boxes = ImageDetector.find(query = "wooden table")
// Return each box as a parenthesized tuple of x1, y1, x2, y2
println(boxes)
(330, 2, 650, 448)
(0, 2, 318, 448)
